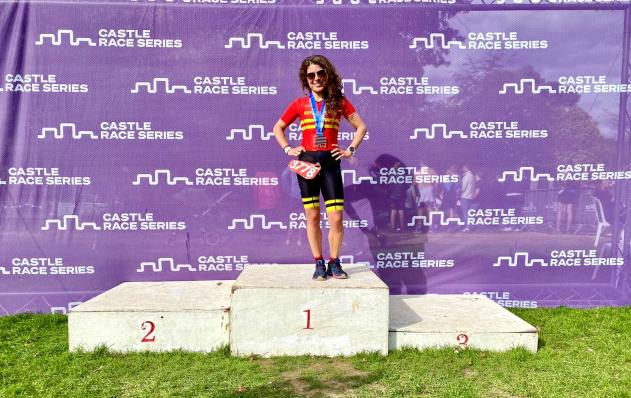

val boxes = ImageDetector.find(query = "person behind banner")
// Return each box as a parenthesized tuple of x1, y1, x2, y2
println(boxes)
(273, 55, 368, 281)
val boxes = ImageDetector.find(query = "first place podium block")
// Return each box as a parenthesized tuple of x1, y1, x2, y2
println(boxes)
(230, 264, 389, 357)
(68, 281, 232, 353)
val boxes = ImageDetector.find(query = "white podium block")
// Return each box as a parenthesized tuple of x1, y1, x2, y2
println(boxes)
(230, 264, 389, 357)
(389, 295, 538, 352)
(68, 281, 232, 353)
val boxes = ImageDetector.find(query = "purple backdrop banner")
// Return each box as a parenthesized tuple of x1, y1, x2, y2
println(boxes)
(1, 0, 630, 314)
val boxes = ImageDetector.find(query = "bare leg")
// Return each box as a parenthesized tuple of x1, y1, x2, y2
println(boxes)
(390, 209, 396, 229)
(398, 210, 405, 230)
(305, 207, 322, 258)
(566, 204, 574, 233)
(328, 210, 344, 258)
(556, 203, 564, 232)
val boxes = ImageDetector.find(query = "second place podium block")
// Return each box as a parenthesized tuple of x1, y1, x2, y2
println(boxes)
(230, 264, 389, 357)
(69, 281, 232, 353)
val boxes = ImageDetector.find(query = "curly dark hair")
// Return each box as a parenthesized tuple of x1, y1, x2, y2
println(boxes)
(299, 55, 344, 116)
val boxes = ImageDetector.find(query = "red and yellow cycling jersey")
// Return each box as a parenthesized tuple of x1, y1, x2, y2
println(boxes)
(280, 96, 356, 151)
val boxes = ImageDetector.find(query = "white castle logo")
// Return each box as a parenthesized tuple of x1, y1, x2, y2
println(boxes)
(133, 170, 193, 186)
(408, 211, 464, 227)
(410, 33, 465, 49)
(341, 170, 378, 185)
(131, 78, 191, 94)
(226, 125, 274, 141)
(50, 302, 83, 315)
(500, 79, 556, 95)
(338, 255, 371, 267)
(38, 123, 97, 139)
(341, 79, 378, 95)
(229, 214, 288, 230)
(137, 258, 196, 273)
(43, 215, 101, 231)
(493, 252, 549, 267)
(35, 30, 96, 46)
(410, 124, 467, 140)
(498, 167, 554, 182)
(225, 33, 285, 49)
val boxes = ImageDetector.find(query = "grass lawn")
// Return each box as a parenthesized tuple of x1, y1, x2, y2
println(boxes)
(1, 307, 630, 398)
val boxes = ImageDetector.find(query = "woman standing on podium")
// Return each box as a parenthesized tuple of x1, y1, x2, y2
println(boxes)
(273, 55, 368, 281)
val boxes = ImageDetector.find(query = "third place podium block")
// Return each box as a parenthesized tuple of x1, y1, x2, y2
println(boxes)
(389, 295, 539, 352)
(68, 281, 232, 353)
(230, 264, 389, 357)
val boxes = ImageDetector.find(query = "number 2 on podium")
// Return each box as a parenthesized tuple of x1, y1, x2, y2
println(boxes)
(141, 321, 156, 342)
(303, 309, 313, 329)
(457, 333, 469, 347)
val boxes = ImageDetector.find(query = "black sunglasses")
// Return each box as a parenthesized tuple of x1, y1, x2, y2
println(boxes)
(306, 70, 327, 80)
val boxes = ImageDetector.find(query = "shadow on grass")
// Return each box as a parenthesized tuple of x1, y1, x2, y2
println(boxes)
(244, 355, 384, 398)
(209, 368, 380, 398)
(281, 358, 380, 397)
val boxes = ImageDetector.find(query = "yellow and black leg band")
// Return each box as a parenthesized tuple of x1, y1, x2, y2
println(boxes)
(302, 196, 320, 209)
(325, 199, 344, 212)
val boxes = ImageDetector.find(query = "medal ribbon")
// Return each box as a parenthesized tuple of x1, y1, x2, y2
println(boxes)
(309, 92, 326, 140)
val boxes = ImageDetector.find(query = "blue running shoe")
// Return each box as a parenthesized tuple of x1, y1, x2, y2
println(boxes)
(327, 258, 348, 279)
(312, 259, 327, 281)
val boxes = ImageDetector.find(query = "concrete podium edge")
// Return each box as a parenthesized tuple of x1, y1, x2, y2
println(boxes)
(70, 280, 233, 313)
(233, 264, 389, 290)
(389, 331, 539, 353)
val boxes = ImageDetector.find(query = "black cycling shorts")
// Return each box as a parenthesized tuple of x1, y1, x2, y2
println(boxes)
(297, 151, 344, 212)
